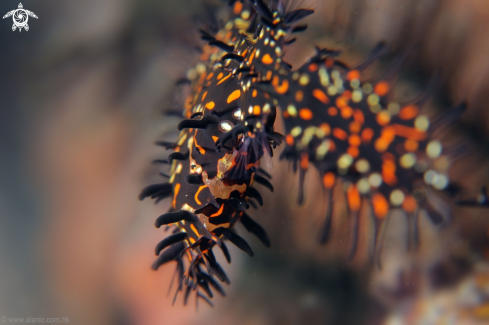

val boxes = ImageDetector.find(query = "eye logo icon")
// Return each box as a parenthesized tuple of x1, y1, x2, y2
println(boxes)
(3, 3, 38, 32)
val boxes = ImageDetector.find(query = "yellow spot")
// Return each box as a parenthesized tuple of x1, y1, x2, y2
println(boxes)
(338, 153, 353, 169)
(205, 101, 215, 110)
(287, 104, 297, 117)
(227, 89, 241, 103)
(299, 74, 310, 86)
(376, 110, 391, 125)
(262, 53, 273, 64)
(291, 126, 302, 137)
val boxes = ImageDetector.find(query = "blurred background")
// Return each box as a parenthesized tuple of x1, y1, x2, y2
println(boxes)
(1, 0, 489, 324)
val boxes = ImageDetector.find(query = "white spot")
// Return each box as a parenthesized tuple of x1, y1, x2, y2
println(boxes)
(352, 90, 363, 103)
(388, 102, 401, 115)
(357, 178, 370, 194)
(367, 94, 380, 106)
(233, 108, 242, 120)
(355, 159, 370, 173)
(423, 169, 437, 185)
(219, 120, 234, 133)
(350, 79, 360, 89)
(426, 140, 442, 159)
(390, 189, 405, 206)
(433, 174, 448, 190)
(400, 153, 416, 169)
(415, 115, 430, 131)
(368, 173, 382, 187)
(291, 126, 302, 137)
(362, 83, 373, 94)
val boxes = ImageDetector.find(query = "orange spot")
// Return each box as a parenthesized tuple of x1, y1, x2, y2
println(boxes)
(399, 105, 419, 120)
(325, 58, 334, 67)
(347, 70, 360, 81)
(295, 90, 304, 102)
(212, 136, 219, 142)
(205, 101, 215, 110)
(206, 72, 214, 80)
(262, 53, 274, 65)
(283, 111, 290, 118)
(285, 134, 294, 146)
(348, 134, 361, 147)
(190, 224, 200, 237)
(201, 91, 208, 101)
(382, 159, 398, 186)
(347, 185, 361, 211)
(353, 109, 365, 124)
(341, 106, 353, 119)
(333, 128, 348, 141)
(392, 124, 426, 141)
(372, 193, 389, 218)
(217, 73, 231, 85)
(246, 163, 255, 170)
(308, 63, 318, 72)
(274, 79, 289, 94)
(374, 81, 390, 96)
(172, 183, 181, 208)
(374, 139, 389, 152)
(268, 71, 274, 82)
(249, 50, 255, 64)
(323, 172, 335, 189)
(210, 204, 225, 218)
(329, 140, 336, 152)
(217, 72, 224, 80)
(194, 185, 205, 205)
(233, 1, 243, 14)
(195, 143, 206, 154)
(320, 123, 331, 136)
(252, 89, 257, 98)
(349, 121, 362, 134)
(342, 90, 352, 99)
(253, 105, 261, 115)
(402, 195, 417, 213)
(312, 89, 329, 104)
(376, 111, 391, 126)
(347, 147, 359, 158)
(336, 97, 348, 108)
(328, 107, 338, 116)
(299, 108, 313, 120)
(404, 139, 418, 152)
(300, 153, 309, 169)
(227, 89, 241, 103)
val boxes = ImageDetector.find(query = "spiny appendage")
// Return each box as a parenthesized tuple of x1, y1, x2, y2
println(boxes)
(140, 105, 273, 304)
(273, 44, 460, 261)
